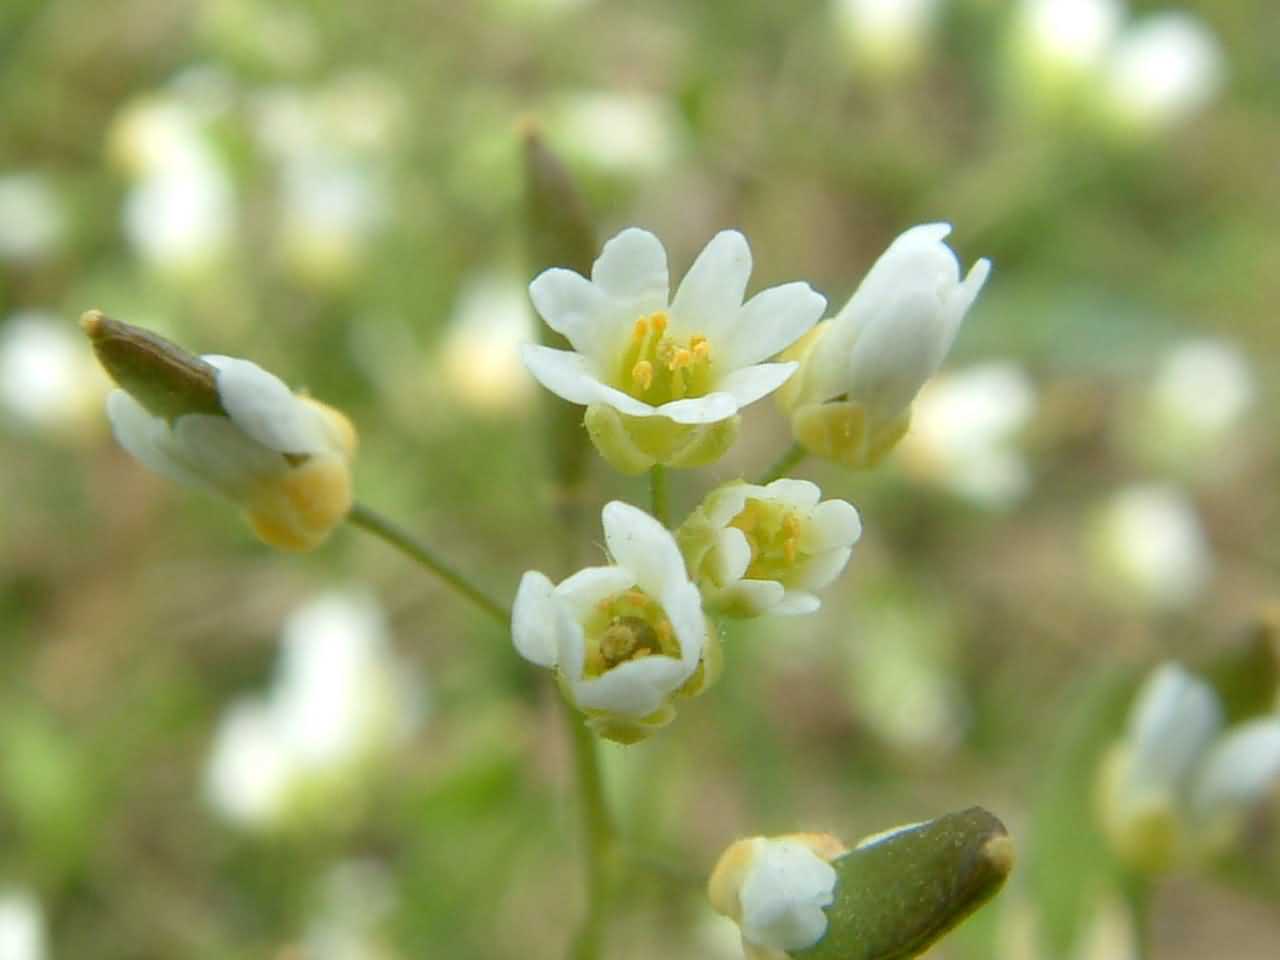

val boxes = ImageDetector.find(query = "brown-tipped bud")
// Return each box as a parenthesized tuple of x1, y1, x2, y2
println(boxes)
(80, 310, 224, 421)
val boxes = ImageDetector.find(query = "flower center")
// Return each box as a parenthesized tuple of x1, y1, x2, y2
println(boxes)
(730, 499, 805, 582)
(618, 311, 714, 405)
(584, 588, 679, 677)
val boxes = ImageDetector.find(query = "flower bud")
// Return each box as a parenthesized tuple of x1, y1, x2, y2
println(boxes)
(512, 501, 716, 743)
(677, 479, 861, 618)
(777, 224, 989, 470)
(709, 808, 1013, 960)
(83, 310, 357, 551)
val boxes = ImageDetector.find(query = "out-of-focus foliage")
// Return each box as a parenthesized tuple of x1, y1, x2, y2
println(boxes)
(2, 0, 1278, 957)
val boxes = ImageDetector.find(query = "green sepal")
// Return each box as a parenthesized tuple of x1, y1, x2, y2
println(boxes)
(585, 404, 740, 474)
(797, 807, 1014, 960)
(80, 310, 225, 422)
(1201, 615, 1279, 724)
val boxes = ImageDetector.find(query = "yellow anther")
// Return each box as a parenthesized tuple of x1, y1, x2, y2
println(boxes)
(649, 311, 669, 333)
(632, 317, 649, 340)
(623, 590, 651, 607)
(669, 348, 693, 371)
(691, 335, 710, 362)
(632, 360, 654, 392)
(784, 537, 798, 565)
(656, 620, 673, 648)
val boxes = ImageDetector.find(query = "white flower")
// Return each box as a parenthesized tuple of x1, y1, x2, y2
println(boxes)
(550, 91, 684, 175)
(0, 311, 108, 430)
(777, 223, 990, 469)
(1091, 485, 1211, 611)
(522, 228, 826, 470)
(512, 501, 713, 743)
(1014, 0, 1123, 77)
(105, 350, 356, 551)
(678, 479, 861, 617)
(1098, 662, 1280, 873)
(1151, 339, 1253, 440)
(0, 174, 66, 263)
(898, 363, 1036, 507)
(0, 890, 46, 960)
(1104, 13, 1223, 131)
(438, 272, 537, 414)
(205, 591, 420, 828)
(834, 0, 941, 76)
(708, 833, 845, 960)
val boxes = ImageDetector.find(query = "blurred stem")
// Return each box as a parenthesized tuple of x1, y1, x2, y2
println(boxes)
(760, 443, 807, 484)
(347, 502, 510, 627)
(649, 464, 670, 526)
(1121, 873, 1153, 960)
(567, 705, 615, 960)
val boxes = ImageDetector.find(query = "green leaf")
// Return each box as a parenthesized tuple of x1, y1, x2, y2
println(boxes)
(798, 807, 1014, 960)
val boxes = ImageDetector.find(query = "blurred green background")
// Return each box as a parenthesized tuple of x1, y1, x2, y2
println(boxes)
(2, 0, 1278, 957)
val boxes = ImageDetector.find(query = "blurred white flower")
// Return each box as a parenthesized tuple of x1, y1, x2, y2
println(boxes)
(439, 273, 537, 414)
(0, 174, 66, 263)
(304, 860, 398, 960)
(1104, 13, 1224, 132)
(550, 91, 683, 176)
(205, 591, 421, 828)
(1014, 0, 1123, 78)
(1091, 485, 1211, 610)
(833, 0, 941, 76)
(0, 311, 107, 431)
(513, 501, 713, 743)
(678, 479, 861, 618)
(0, 891, 46, 960)
(898, 363, 1036, 507)
(708, 833, 845, 960)
(111, 98, 235, 271)
(1098, 662, 1280, 873)
(777, 223, 990, 470)
(279, 157, 386, 283)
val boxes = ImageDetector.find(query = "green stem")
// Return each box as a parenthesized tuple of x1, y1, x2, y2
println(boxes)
(1121, 873, 1153, 960)
(649, 464, 670, 527)
(566, 704, 614, 960)
(347, 502, 510, 627)
(759, 442, 807, 484)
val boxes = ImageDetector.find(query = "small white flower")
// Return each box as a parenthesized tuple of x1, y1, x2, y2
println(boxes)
(522, 228, 826, 466)
(0, 890, 46, 960)
(1104, 13, 1223, 131)
(708, 833, 845, 960)
(550, 91, 684, 175)
(106, 352, 356, 551)
(1098, 661, 1280, 873)
(834, 0, 940, 76)
(0, 174, 66, 263)
(1091, 485, 1211, 611)
(1014, 0, 1123, 77)
(438, 272, 537, 414)
(777, 224, 989, 470)
(678, 479, 861, 617)
(512, 501, 712, 743)
(0, 311, 108, 430)
(899, 363, 1036, 507)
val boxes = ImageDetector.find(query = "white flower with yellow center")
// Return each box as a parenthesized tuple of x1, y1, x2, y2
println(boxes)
(513, 501, 716, 743)
(777, 223, 989, 470)
(678, 479, 862, 618)
(86, 312, 356, 551)
(522, 228, 827, 473)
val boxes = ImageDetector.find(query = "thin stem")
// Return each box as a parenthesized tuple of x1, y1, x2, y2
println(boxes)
(759, 442, 807, 484)
(347, 502, 510, 627)
(566, 705, 614, 960)
(1122, 872, 1153, 960)
(649, 463, 669, 526)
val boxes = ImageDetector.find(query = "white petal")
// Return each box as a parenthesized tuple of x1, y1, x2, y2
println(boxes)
(934, 256, 992, 367)
(704, 484, 753, 527)
(801, 500, 863, 553)
(718, 579, 787, 617)
(670, 230, 752, 341)
(591, 228, 669, 312)
(773, 591, 822, 616)
(172, 413, 284, 497)
(1192, 719, 1280, 820)
(1128, 662, 1222, 794)
(512, 571, 563, 668)
(712, 527, 752, 585)
(739, 839, 837, 952)
(571, 655, 690, 717)
(793, 547, 853, 591)
(723, 282, 827, 368)
(106, 389, 206, 489)
(761, 478, 822, 510)
(715, 362, 798, 410)
(206, 355, 326, 454)
(661, 580, 707, 669)
(521, 344, 654, 417)
(528, 267, 616, 361)
(657, 392, 739, 425)
(554, 566, 636, 622)
(602, 500, 687, 596)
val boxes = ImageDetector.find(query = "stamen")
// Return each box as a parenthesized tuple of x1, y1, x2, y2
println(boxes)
(649, 311, 668, 334)
(632, 317, 649, 340)
(691, 335, 710, 362)
(632, 360, 654, 392)
(669, 348, 693, 371)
